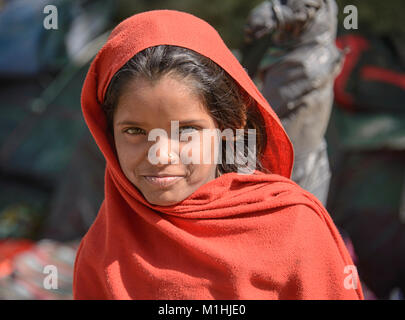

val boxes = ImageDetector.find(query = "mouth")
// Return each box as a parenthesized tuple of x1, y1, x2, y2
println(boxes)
(142, 175, 184, 189)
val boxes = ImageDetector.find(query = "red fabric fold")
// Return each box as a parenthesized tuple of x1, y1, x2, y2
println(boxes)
(73, 9, 363, 300)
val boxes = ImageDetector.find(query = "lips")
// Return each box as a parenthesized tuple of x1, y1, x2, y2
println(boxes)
(143, 175, 184, 188)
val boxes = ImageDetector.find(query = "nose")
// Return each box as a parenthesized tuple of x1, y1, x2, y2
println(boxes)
(152, 136, 180, 166)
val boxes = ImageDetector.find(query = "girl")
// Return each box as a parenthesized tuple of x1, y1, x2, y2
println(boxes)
(73, 10, 363, 300)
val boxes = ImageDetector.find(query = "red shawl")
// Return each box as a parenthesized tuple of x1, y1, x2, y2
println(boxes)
(73, 9, 363, 300)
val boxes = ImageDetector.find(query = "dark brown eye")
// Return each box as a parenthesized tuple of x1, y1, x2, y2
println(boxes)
(179, 126, 199, 134)
(124, 127, 146, 135)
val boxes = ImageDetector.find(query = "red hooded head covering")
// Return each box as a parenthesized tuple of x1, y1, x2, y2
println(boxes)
(73, 10, 363, 300)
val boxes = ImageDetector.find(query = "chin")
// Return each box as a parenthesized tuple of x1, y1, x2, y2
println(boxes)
(144, 192, 185, 207)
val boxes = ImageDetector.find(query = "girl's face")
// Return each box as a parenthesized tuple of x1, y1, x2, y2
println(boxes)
(113, 74, 219, 206)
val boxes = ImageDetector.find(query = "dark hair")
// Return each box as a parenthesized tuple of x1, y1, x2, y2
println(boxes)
(102, 45, 268, 175)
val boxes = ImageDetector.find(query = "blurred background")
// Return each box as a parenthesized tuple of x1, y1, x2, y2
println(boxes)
(0, 0, 404, 300)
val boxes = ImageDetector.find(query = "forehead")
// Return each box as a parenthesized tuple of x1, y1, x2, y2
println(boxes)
(114, 75, 211, 121)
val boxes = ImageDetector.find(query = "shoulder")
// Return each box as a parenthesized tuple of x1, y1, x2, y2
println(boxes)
(255, 179, 362, 299)
(254, 175, 344, 256)
(73, 203, 110, 299)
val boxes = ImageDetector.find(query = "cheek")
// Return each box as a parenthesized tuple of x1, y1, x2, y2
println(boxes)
(191, 134, 219, 177)
(201, 132, 221, 165)
(179, 133, 217, 167)
(114, 137, 145, 173)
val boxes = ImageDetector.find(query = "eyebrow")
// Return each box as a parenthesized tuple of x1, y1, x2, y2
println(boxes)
(116, 120, 144, 127)
(115, 119, 208, 127)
